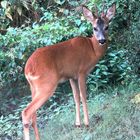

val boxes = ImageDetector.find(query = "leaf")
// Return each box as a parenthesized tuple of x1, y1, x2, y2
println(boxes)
(108, 53, 116, 57)
(5, 7, 13, 20)
(63, 9, 69, 15)
(22, 1, 29, 10)
(17, 7, 22, 16)
(75, 19, 81, 26)
(6, 13, 13, 21)
(102, 71, 108, 76)
(0, 115, 4, 120)
(131, 93, 140, 104)
(95, 68, 100, 75)
(32, 0, 36, 6)
(54, 0, 66, 5)
(1, 0, 8, 9)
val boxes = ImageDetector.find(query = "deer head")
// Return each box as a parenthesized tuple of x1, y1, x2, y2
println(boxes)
(83, 4, 116, 45)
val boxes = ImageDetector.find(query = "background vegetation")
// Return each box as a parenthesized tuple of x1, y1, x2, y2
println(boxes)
(0, 0, 140, 139)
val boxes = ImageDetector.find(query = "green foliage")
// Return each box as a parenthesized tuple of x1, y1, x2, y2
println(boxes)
(117, 20, 140, 75)
(1, 1, 139, 88)
(0, 0, 39, 28)
(87, 47, 133, 90)
(0, 92, 30, 139)
(0, 0, 140, 139)
(0, 10, 89, 87)
(0, 113, 22, 138)
(0, 0, 84, 29)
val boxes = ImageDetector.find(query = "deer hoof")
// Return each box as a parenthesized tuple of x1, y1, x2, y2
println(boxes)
(75, 124, 81, 128)
(85, 125, 89, 128)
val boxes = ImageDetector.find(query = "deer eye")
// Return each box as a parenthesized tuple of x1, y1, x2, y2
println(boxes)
(94, 27, 98, 31)
(105, 26, 109, 30)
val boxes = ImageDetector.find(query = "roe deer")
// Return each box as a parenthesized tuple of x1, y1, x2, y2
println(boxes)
(22, 4, 116, 140)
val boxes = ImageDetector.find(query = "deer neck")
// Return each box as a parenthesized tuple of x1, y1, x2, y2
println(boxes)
(90, 35, 108, 58)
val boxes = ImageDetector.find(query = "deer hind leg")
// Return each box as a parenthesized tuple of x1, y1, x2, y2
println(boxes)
(27, 79, 40, 140)
(32, 113, 39, 140)
(78, 74, 89, 127)
(22, 77, 58, 140)
(31, 88, 40, 140)
(70, 79, 81, 127)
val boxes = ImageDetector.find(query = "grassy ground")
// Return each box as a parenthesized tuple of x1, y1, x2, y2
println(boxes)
(0, 82, 140, 140)
(30, 82, 140, 140)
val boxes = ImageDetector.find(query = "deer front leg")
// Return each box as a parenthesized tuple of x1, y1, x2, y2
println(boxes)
(78, 74, 89, 127)
(70, 79, 81, 127)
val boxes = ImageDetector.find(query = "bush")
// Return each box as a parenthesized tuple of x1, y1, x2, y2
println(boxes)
(0, 10, 89, 88)
(118, 20, 140, 76)
(87, 47, 133, 90)
(1, 0, 139, 88)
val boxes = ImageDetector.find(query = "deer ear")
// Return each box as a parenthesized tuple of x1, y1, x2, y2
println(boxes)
(83, 6, 95, 23)
(106, 4, 116, 21)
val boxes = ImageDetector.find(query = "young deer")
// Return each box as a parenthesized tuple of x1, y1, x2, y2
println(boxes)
(22, 4, 116, 140)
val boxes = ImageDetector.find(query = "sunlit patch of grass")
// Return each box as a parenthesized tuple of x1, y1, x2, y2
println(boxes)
(32, 83, 140, 140)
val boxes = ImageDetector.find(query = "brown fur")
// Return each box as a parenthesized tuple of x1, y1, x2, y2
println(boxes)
(22, 4, 116, 140)
(25, 36, 107, 80)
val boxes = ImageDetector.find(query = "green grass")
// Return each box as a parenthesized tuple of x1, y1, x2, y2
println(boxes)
(0, 82, 140, 140)
(30, 82, 140, 140)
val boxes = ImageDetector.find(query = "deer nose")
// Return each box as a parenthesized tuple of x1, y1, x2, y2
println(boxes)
(99, 39, 106, 44)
